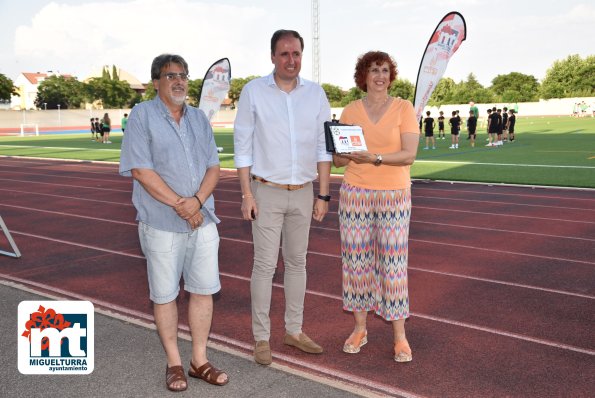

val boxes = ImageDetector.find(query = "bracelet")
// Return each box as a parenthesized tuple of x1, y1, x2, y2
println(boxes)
(242, 193, 253, 199)
(194, 195, 203, 209)
(317, 194, 331, 202)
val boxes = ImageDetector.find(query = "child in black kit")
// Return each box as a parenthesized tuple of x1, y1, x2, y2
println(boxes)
(438, 111, 445, 139)
(449, 111, 460, 149)
(90, 118, 96, 141)
(423, 111, 436, 150)
(467, 110, 477, 147)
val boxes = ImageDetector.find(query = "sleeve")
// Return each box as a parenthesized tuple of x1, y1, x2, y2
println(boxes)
(233, 84, 254, 168)
(400, 100, 420, 135)
(316, 86, 332, 162)
(118, 105, 154, 177)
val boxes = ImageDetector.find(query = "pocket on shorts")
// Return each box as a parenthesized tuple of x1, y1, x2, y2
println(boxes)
(199, 222, 219, 243)
(139, 222, 174, 253)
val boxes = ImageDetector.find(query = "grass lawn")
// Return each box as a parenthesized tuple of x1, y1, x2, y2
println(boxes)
(1, 117, 593, 188)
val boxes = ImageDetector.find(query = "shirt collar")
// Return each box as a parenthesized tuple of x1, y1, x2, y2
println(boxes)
(267, 70, 304, 89)
(154, 95, 186, 119)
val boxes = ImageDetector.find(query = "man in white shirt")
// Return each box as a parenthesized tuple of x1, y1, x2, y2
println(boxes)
(234, 29, 332, 366)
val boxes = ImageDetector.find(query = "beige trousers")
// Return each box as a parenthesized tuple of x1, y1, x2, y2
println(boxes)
(250, 181, 313, 341)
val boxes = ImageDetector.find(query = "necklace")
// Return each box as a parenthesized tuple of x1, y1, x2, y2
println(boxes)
(364, 95, 390, 107)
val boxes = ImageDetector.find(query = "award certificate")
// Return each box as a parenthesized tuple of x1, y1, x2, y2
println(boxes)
(327, 124, 367, 153)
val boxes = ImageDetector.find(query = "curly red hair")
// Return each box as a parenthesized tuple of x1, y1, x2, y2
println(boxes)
(353, 51, 398, 92)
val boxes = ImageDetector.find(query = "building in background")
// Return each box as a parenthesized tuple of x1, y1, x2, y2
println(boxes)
(10, 72, 72, 110)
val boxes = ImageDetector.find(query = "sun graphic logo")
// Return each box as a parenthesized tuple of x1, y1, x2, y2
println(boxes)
(18, 301, 94, 374)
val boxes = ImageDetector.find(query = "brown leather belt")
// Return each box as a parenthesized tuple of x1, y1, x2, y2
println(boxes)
(252, 175, 306, 191)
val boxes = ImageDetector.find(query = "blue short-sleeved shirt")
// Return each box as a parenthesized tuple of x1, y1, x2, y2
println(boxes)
(119, 96, 220, 232)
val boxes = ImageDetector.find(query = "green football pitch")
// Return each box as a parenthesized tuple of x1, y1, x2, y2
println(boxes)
(0, 116, 593, 188)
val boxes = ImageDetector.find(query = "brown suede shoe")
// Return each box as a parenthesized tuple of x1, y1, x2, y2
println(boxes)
(254, 340, 272, 365)
(283, 332, 323, 354)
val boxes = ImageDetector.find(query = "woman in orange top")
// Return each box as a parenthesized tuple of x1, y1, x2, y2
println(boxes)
(333, 51, 419, 362)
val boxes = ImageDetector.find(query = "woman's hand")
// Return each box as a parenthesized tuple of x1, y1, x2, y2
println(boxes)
(340, 151, 375, 164)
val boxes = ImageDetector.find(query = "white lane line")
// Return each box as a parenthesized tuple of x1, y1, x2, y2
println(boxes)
(415, 160, 595, 169)
(0, 177, 130, 192)
(412, 186, 595, 203)
(415, 195, 595, 212)
(0, 188, 131, 206)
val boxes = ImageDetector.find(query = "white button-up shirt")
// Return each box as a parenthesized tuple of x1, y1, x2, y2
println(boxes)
(233, 72, 331, 185)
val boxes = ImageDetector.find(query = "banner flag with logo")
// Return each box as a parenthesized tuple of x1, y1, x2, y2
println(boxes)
(413, 12, 467, 121)
(198, 58, 231, 122)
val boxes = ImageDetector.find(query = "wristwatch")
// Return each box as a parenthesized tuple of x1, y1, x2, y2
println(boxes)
(374, 154, 383, 166)
(317, 194, 331, 202)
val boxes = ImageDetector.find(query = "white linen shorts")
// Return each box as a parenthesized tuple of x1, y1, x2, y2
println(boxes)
(138, 221, 221, 304)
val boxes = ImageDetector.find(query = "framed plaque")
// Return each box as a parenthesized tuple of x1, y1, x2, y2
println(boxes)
(324, 122, 367, 153)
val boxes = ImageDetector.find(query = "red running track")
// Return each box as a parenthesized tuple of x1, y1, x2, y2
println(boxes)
(1, 157, 594, 397)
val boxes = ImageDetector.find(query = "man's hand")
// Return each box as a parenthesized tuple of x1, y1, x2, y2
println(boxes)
(174, 197, 204, 229)
(312, 199, 328, 222)
(241, 196, 257, 221)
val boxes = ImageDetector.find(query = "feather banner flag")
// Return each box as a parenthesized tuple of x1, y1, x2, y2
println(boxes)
(413, 12, 467, 121)
(198, 58, 231, 122)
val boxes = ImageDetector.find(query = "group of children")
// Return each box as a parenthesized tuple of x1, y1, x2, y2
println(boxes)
(90, 113, 128, 144)
(485, 107, 516, 147)
(421, 107, 516, 150)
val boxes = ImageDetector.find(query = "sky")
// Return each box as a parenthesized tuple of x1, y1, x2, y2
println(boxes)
(1, 0, 594, 90)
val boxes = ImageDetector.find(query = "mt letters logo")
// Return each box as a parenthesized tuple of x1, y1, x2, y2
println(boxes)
(18, 301, 94, 374)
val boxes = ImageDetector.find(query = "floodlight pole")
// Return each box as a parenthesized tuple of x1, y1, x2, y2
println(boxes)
(311, 0, 320, 84)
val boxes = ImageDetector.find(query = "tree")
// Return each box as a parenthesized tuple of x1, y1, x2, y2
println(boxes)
(490, 72, 539, 102)
(427, 77, 456, 105)
(187, 78, 203, 107)
(340, 87, 364, 106)
(450, 73, 494, 104)
(321, 83, 344, 107)
(540, 54, 595, 99)
(142, 83, 157, 101)
(0, 73, 18, 101)
(228, 76, 259, 108)
(35, 75, 85, 109)
(389, 78, 414, 101)
(86, 76, 135, 108)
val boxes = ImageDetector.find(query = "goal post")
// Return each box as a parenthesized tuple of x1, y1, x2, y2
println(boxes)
(0, 215, 21, 258)
(20, 123, 39, 137)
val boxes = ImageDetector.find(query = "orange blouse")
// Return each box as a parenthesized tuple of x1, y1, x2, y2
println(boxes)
(339, 98, 420, 190)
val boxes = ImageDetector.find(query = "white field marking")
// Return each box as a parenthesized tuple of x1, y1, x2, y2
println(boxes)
(0, 177, 130, 193)
(413, 205, 595, 225)
(415, 159, 595, 169)
(5, 231, 594, 357)
(0, 169, 126, 185)
(412, 186, 595, 203)
(0, 278, 412, 398)
(0, 160, 121, 176)
(415, 194, 595, 212)
(0, 188, 132, 206)
(412, 220, 595, 242)
(0, 204, 137, 225)
(0, 144, 121, 152)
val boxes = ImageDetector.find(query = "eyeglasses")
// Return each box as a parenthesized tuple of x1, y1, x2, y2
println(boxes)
(162, 72, 189, 81)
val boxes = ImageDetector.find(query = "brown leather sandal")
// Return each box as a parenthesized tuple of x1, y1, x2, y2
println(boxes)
(188, 361, 229, 386)
(166, 365, 188, 392)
